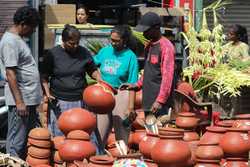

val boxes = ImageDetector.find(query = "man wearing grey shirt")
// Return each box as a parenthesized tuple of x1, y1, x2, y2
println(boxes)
(0, 6, 42, 159)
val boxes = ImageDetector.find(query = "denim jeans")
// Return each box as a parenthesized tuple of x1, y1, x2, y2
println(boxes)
(6, 105, 40, 159)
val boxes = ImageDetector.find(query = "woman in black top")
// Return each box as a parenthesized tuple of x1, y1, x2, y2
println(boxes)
(41, 24, 101, 136)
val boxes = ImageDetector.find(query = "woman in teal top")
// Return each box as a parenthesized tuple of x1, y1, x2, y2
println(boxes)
(93, 25, 139, 154)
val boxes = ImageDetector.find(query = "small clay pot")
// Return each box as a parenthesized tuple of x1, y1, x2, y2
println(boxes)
(66, 130, 90, 140)
(29, 128, 51, 140)
(87, 155, 114, 167)
(52, 136, 65, 150)
(28, 146, 51, 159)
(26, 155, 50, 166)
(28, 138, 51, 148)
(175, 112, 199, 129)
(139, 132, 159, 159)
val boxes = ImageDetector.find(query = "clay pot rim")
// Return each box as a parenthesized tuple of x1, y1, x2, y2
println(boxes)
(196, 158, 220, 163)
(225, 157, 248, 161)
(159, 134, 184, 139)
(197, 141, 220, 146)
(206, 126, 226, 132)
(226, 127, 250, 132)
(89, 155, 114, 164)
(158, 127, 184, 132)
(178, 112, 196, 117)
(146, 132, 159, 137)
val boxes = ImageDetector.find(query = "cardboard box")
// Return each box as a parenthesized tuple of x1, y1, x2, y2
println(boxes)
(45, 4, 76, 24)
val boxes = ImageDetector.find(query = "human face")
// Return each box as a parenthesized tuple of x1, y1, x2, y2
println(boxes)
(20, 24, 36, 37)
(228, 28, 238, 42)
(63, 36, 80, 53)
(76, 8, 88, 24)
(111, 32, 124, 52)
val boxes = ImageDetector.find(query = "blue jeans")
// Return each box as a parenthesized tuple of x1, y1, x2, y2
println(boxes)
(6, 105, 40, 159)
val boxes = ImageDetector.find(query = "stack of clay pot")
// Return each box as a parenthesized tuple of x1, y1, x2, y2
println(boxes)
(26, 128, 52, 166)
(52, 136, 65, 166)
(58, 130, 96, 166)
(175, 112, 200, 166)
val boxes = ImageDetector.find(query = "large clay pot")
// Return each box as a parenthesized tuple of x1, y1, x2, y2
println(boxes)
(29, 128, 51, 140)
(233, 114, 250, 130)
(58, 139, 96, 162)
(87, 155, 114, 167)
(28, 138, 51, 148)
(151, 134, 191, 167)
(58, 108, 96, 135)
(222, 158, 248, 167)
(28, 146, 51, 159)
(175, 112, 199, 129)
(52, 136, 65, 150)
(199, 126, 226, 145)
(26, 155, 50, 166)
(195, 142, 223, 162)
(219, 128, 250, 158)
(134, 90, 142, 109)
(139, 132, 159, 159)
(83, 81, 116, 114)
(194, 159, 221, 167)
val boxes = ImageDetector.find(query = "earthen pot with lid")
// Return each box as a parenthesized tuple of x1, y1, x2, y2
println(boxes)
(82, 81, 116, 114)
(58, 108, 96, 135)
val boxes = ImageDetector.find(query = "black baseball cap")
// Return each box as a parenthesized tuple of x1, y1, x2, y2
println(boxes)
(135, 12, 161, 32)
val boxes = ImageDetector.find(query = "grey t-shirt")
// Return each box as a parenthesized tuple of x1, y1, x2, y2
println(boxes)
(0, 32, 42, 106)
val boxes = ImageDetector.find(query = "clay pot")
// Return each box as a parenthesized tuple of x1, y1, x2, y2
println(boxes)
(82, 81, 116, 114)
(87, 155, 114, 167)
(67, 130, 90, 140)
(175, 112, 199, 129)
(28, 146, 51, 159)
(58, 108, 96, 135)
(58, 139, 96, 161)
(26, 155, 50, 166)
(151, 134, 191, 167)
(183, 130, 199, 142)
(222, 158, 248, 167)
(134, 90, 142, 109)
(215, 120, 234, 128)
(29, 128, 51, 140)
(52, 136, 65, 150)
(219, 128, 250, 158)
(144, 159, 158, 167)
(53, 151, 63, 164)
(28, 138, 51, 148)
(195, 142, 223, 162)
(233, 114, 250, 130)
(139, 132, 159, 159)
(132, 129, 146, 145)
(194, 159, 221, 167)
(199, 126, 226, 145)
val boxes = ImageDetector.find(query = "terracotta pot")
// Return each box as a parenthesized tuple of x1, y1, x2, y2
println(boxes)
(134, 90, 142, 109)
(26, 155, 50, 166)
(175, 112, 199, 129)
(132, 110, 145, 130)
(194, 159, 221, 167)
(82, 81, 116, 114)
(53, 151, 63, 164)
(199, 126, 226, 145)
(59, 139, 96, 161)
(139, 132, 159, 159)
(233, 114, 250, 130)
(144, 159, 158, 167)
(222, 158, 248, 167)
(28, 146, 51, 159)
(29, 128, 51, 140)
(58, 108, 96, 135)
(67, 130, 90, 140)
(132, 129, 146, 145)
(28, 138, 51, 148)
(52, 136, 65, 150)
(87, 155, 114, 167)
(215, 120, 234, 128)
(151, 134, 191, 167)
(183, 130, 199, 142)
(219, 128, 250, 158)
(195, 142, 223, 161)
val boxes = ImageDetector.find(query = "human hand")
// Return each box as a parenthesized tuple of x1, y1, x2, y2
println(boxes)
(150, 101, 162, 113)
(16, 101, 28, 116)
(119, 83, 140, 91)
(127, 110, 137, 123)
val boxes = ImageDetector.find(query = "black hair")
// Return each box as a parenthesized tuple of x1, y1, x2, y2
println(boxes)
(230, 24, 248, 44)
(76, 4, 89, 15)
(111, 25, 137, 52)
(13, 6, 40, 27)
(62, 24, 80, 42)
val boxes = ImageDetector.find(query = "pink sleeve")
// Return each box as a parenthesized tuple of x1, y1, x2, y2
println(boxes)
(156, 42, 175, 104)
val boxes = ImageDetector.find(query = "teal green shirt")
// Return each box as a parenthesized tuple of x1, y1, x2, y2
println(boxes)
(94, 45, 138, 88)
